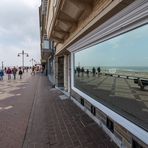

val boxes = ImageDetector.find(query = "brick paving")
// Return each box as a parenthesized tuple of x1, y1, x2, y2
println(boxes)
(0, 72, 118, 148)
(23, 74, 118, 148)
(0, 71, 38, 148)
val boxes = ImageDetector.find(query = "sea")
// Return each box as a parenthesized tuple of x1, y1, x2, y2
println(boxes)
(75, 66, 148, 73)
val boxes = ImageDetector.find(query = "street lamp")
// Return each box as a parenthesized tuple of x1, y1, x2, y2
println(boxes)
(1, 61, 4, 70)
(17, 50, 29, 72)
(30, 58, 36, 67)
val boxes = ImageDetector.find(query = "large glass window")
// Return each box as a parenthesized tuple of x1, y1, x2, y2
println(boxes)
(74, 24, 148, 131)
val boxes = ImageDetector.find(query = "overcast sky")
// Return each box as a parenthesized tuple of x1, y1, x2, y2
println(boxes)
(0, 0, 41, 67)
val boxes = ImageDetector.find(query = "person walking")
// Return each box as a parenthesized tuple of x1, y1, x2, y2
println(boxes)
(12, 66, 17, 80)
(81, 67, 84, 77)
(6, 67, 12, 80)
(76, 66, 80, 77)
(18, 67, 23, 79)
(0, 69, 4, 80)
(97, 67, 101, 77)
(92, 67, 96, 77)
(86, 69, 89, 77)
(31, 66, 35, 75)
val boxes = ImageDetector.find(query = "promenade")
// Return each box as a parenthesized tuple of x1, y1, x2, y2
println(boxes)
(75, 73, 148, 131)
(0, 72, 117, 148)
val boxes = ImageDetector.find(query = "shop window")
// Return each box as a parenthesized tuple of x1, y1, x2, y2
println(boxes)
(74, 24, 148, 131)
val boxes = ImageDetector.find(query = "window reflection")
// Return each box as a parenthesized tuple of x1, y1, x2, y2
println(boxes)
(74, 25, 148, 131)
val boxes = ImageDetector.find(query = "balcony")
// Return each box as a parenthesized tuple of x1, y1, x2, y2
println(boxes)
(46, 0, 93, 43)
(41, 40, 54, 62)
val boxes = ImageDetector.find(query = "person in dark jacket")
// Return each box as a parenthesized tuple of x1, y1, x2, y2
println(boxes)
(92, 67, 96, 77)
(12, 66, 17, 80)
(6, 67, 12, 80)
(0, 69, 4, 80)
(18, 67, 23, 79)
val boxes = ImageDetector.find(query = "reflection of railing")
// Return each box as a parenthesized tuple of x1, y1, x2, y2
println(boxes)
(107, 72, 148, 90)
(75, 70, 148, 90)
(103, 72, 148, 79)
(134, 78, 148, 90)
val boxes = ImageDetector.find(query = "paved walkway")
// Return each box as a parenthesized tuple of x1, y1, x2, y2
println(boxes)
(0, 73, 117, 148)
(0, 71, 38, 148)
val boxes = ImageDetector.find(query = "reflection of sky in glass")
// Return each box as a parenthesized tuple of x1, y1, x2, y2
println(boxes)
(75, 25, 148, 67)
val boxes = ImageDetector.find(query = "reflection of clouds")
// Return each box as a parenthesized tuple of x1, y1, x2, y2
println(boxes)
(75, 24, 148, 67)
(143, 57, 148, 60)
(111, 57, 116, 61)
(107, 35, 124, 48)
(0, 106, 13, 112)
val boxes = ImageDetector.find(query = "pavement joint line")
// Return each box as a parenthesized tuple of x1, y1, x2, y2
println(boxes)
(80, 120, 86, 128)
(59, 95, 69, 100)
(4, 106, 13, 110)
(15, 93, 21, 96)
(22, 76, 41, 148)
(50, 88, 57, 91)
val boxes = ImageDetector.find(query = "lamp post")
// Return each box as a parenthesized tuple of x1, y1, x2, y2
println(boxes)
(17, 50, 29, 72)
(30, 58, 36, 67)
(1, 61, 4, 70)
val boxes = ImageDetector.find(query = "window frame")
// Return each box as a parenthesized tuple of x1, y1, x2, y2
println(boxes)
(69, 0, 148, 144)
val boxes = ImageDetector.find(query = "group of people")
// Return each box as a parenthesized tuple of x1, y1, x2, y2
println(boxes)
(0, 65, 44, 81)
(75, 66, 101, 77)
(0, 67, 23, 80)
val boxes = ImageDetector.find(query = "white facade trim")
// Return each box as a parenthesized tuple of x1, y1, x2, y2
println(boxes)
(70, 0, 148, 145)
(71, 84, 148, 144)
(70, 96, 122, 147)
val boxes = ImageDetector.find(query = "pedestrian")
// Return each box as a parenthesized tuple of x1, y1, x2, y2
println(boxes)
(18, 67, 23, 79)
(97, 67, 101, 76)
(31, 66, 35, 75)
(26, 67, 29, 72)
(6, 67, 12, 80)
(81, 67, 84, 77)
(92, 67, 96, 77)
(4, 67, 7, 73)
(12, 66, 17, 80)
(42, 65, 45, 73)
(86, 69, 89, 77)
(0, 69, 4, 80)
(76, 66, 80, 77)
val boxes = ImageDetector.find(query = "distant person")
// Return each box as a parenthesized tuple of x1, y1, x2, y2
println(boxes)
(6, 67, 12, 80)
(74, 69, 77, 74)
(18, 67, 23, 79)
(12, 66, 17, 80)
(97, 67, 101, 76)
(0, 69, 4, 80)
(81, 67, 84, 77)
(26, 67, 29, 72)
(31, 66, 35, 75)
(41, 65, 45, 73)
(86, 69, 89, 77)
(92, 67, 96, 77)
(4, 67, 7, 73)
(76, 66, 80, 77)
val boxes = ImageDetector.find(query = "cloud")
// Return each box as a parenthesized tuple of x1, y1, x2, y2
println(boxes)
(0, 0, 41, 67)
